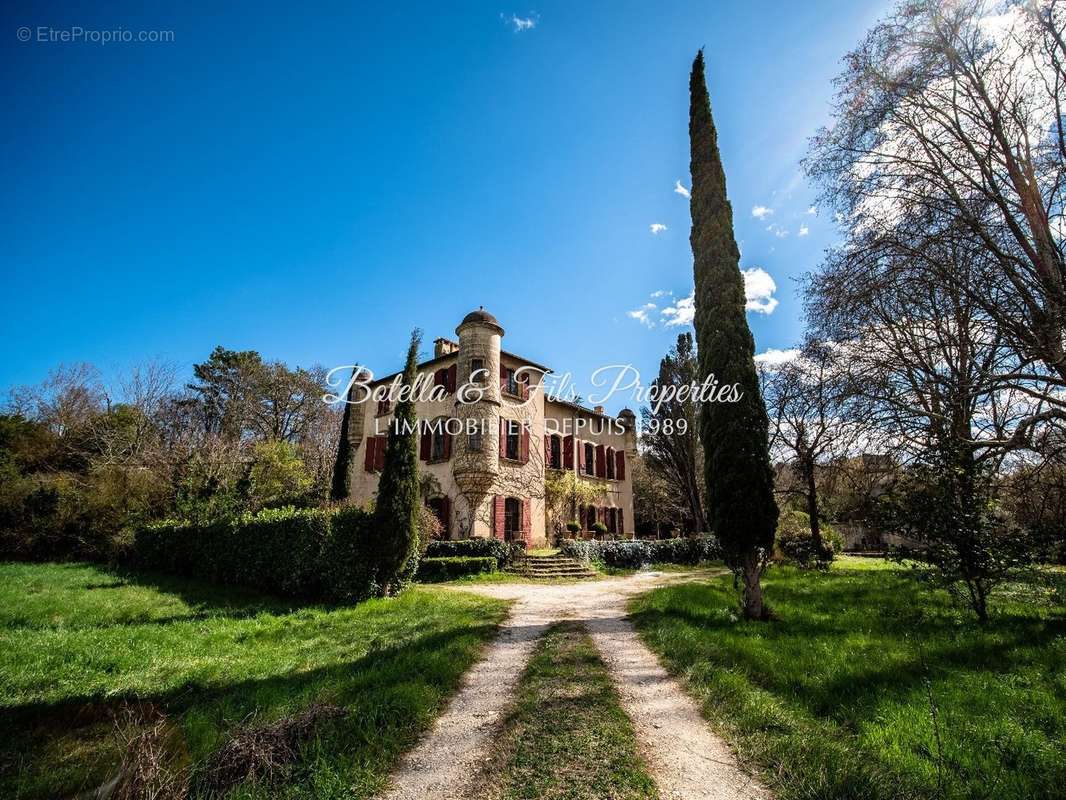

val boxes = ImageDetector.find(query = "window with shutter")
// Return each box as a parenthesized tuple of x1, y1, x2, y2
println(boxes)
(595, 444, 606, 478)
(493, 495, 506, 540)
(563, 435, 574, 469)
(606, 447, 615, 479)
(520, 426, 529, 463)
(420, 429, 432, 461)
(364, 437, 376, 471)
(374, 436, 386, 471)
(616, 450, 626, 480)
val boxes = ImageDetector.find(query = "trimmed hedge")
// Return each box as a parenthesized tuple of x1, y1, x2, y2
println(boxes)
(417, 556, 497, 582)
(559, 536, 720, 569)
(133, 506, 377, 602)
(424, 538, 520, 568)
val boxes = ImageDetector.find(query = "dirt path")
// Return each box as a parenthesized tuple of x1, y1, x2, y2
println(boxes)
(377, 571, 769, 800)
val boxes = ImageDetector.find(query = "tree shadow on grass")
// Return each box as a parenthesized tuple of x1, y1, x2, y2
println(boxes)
(0, 622, 498, 800)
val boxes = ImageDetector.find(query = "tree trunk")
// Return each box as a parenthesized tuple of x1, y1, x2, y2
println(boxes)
(741, 551, 766, 620)
(802, 456, 824, 555)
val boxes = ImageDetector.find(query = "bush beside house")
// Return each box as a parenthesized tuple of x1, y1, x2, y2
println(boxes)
(560, 536, 720, 568)
(417, 556, 497, 582)
(134, 506, 390, 602)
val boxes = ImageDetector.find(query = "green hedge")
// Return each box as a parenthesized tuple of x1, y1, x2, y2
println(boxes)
(133, 506, 378, 602)
(559, 536, 720, 569)
(417, 556, 497, 582)
(424, 538, 519, 568)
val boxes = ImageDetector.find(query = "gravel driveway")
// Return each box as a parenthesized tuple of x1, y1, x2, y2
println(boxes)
(377, 571, 770, 800)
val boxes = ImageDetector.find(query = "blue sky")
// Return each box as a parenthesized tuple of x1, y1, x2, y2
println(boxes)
(1, 0, 890, 413)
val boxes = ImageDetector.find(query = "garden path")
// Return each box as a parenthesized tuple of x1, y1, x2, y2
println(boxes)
(376, 570, 770, 800)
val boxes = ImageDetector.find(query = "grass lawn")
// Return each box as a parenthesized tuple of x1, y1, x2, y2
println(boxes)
(0, 561, 509, 799)
(630, 558, 1066, 800)
(471, 621, 658, 800)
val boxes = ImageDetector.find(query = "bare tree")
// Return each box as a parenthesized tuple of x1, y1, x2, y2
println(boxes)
(762, 341, 861, 553)
(808, 0, 1066, 393)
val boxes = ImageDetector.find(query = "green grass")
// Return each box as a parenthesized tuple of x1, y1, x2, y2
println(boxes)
(0, 561, 509, 799)
(472, 621, 658, 800)
(630, 561, 1066, 800)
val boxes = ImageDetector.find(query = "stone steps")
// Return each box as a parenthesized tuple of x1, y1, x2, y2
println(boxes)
(508, 553, 597, 580)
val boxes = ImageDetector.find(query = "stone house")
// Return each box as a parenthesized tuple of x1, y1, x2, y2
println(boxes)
(341, 308, 636, 547)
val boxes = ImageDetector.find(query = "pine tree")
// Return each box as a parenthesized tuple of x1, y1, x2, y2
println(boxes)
(688, 50, 778, 619)
(368, 330, 423, 596)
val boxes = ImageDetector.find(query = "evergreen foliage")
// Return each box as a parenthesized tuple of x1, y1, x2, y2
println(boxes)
(367, 330, 424, 596)
(329, 367, 358, 502)
(688, 50, 778, 617)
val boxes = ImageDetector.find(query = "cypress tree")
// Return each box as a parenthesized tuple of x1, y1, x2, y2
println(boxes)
(688, 50, 778, 619)
(329, 366, 359, 502)
(368, 330, 423, 596)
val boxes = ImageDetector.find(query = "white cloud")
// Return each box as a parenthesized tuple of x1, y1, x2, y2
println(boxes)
(673, 180, 690, 199)
(798, 225, 809, 237)
(742, 267, 779, 314)
(766, 223, 789, 238)
(627, 303, 657, 328)
(752, 205, 773, 219)
(661, 294, 695, 327)
(806, 205, 817, 216)
(649, 223, 668, 235)
(754, 347, 801, 369)
(650, 289, 670, 298)
(502, 13, 537, 32)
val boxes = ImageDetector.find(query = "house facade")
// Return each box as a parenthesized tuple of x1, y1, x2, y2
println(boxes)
(341, 308, 636, 546)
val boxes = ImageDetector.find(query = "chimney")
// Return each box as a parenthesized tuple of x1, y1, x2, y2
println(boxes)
(594, 405, 604, 414)
(433, 338, 459, 358)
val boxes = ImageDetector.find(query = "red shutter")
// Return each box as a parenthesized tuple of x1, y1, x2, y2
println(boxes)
(364, 437, 375, 471)
(493, 495, 505, 540)
(420, 429, 432, 461)
(595, 444, 606, 478)
(564, 435, 574, 469)
(616, 450, 626, 480)
(499, 418, 507, 458)
(447, 364, 457, 394)
(375, 437, 386, 471)
(441, 496, 451, 538)
(520, 426, 529, 463)
(443, 429, 452, 460)
(521, 498, 531, 540)
(577, 440, 585, 472)
(500, 364, 507, 394)
(544, 435, 551, 468)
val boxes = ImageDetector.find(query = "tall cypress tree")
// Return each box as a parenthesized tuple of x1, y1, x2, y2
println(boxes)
(688, 50, 778, 619)
(368, 330, 423, 596)
(329, 366, 360, 502)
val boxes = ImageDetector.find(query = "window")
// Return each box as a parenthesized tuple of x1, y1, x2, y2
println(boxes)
(469, 428, 483, 452)
(432, 427, 447, 461)
(470, 358, 485, 383)
(376, 399, 391, 415)
(549, 435, 561, 469)
(606, 447, 615, 479)
(583, 442, 594, 475)
(505, 419, 520, 461)
(504, 367, 519, 396)
(504, 497, 521, 541)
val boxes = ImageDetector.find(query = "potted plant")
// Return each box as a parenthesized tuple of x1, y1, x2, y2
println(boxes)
(565, 521, 581, 538)
(592, 521, 608, 540)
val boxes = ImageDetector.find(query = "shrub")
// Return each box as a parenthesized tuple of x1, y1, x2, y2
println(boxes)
(560, 536, 719, 568)
(591, 522, 608, 535)
(134, 505, 388, 603)
(417, 556, 497, 582)
(566, 521, 581, 534)
(775, 510, 842, 568)
(425, 538, 513, 567)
